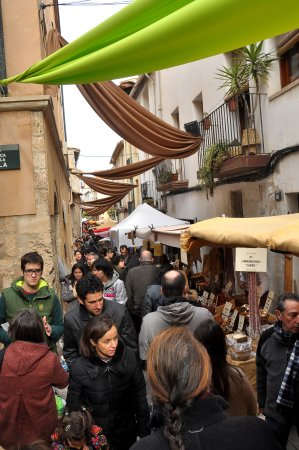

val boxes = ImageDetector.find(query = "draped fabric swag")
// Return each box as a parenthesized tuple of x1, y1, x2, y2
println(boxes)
(77, 175, 137, 195)
(1, 0, 297, 86)
(81, 193, 126, 207)
(75, 156, 164, 179)
(48, 31, 201, 213)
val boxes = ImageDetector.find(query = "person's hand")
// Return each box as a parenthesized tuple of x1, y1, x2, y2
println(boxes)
(42, 316, 52, 337)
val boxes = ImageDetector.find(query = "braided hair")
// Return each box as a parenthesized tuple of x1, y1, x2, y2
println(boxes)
(147, 327, 211, 450)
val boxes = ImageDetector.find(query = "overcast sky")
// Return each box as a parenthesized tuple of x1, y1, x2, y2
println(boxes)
(59, 1, 129, 172)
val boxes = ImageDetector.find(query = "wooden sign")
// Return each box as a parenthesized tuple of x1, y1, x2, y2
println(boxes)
(222, 301, 233, 321)
(201, 290, 209, 306)
(263, 289, 275, 313)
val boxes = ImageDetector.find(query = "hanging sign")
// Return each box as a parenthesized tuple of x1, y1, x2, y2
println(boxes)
(263, 289, 275, 313)
(0, 144, 20, 170)
(235, 247, 267, 273)
(237, 314, 245, 332)
(222, 301, 233, 321)
(201, 290, 209, 306)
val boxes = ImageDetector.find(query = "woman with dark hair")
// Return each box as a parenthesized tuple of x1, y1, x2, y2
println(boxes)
(62, 264, 85, 311)
(74, 250, 84, 263)
(194, 319, 257, 416)
(91, 258, 127, 305)
(66, 314, 150, 450)
(111, 254, 127, 281)
(130, 327, 282, 450)
(0, 309, 68, 448)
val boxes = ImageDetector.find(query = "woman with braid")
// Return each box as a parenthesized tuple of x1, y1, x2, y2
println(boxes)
(130, 327, 283, 450)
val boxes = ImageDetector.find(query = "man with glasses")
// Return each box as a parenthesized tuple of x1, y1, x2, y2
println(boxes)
(63, 273, 137, 367)
(0, 252, 63, 351)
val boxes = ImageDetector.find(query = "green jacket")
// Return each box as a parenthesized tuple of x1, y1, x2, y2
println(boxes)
(0, 277, 64, 351)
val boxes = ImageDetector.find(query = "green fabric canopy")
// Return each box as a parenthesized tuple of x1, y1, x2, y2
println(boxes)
(1, 0, 298, 85)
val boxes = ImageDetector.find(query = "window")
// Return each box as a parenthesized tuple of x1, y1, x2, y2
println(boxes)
(171, 107, 180, 129)
(277, 30, 299, 88)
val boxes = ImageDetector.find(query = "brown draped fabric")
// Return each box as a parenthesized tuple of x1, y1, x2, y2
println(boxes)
(78, 156, 163, 179)
(77, 174, 137, 195)
(80, 193, 126, 207)
(82, 192, 126, 216)
(55, 32, 201, 161)
(83, 205, 116, 216)
(76, 81, 201, 159)
(47, 29, 202, 212)
(82, 193, 126, 215)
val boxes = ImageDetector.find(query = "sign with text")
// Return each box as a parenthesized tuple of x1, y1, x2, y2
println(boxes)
(222, 301, 233, 321)
(0, 144, 20, 170)
(235, 247, 267, 273)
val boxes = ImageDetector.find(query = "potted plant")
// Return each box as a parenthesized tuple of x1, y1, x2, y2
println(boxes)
(216, 42, 277, 151)
(198, 143, 228, 198)
(156, 167, 172, 186)
(171, 164, 179, 181)
(227, 96, 238, 112)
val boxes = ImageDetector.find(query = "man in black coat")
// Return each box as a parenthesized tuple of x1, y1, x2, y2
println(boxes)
(125, 250, 159, 334)
(256, 292, 299, 447)
(63, 274, 137, 366)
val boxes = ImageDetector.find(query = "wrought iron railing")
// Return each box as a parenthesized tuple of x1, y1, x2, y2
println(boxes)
(198, 93, 266, 168)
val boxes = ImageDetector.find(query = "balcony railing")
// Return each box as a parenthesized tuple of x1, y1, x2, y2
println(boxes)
(141, 181, 159, 207)
(198, 93, 267, 170)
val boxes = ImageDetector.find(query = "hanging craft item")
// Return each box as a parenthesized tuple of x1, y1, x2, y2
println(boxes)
(247, 272, 261, 339)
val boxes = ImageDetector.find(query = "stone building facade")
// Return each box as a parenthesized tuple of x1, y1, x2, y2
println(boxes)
(0, 1, 79, 291)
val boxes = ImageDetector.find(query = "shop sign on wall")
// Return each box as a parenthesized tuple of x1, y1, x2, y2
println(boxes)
(0, 144, 20, 170)
(235, 247, 267, 273)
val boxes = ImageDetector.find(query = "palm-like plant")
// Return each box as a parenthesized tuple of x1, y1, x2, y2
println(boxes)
(216, 41, 277, 126)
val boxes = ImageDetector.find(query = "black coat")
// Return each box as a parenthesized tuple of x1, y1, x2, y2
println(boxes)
(125, 262, 159, 317)
(63, 301, 137, 367)
(130, 395, 282, 450)
(66, 342, 150, 450)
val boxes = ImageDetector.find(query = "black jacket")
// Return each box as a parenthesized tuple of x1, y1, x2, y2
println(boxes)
(256, 325, 299, 425)
(125, 262, 159, 317)
(63, 301, 137, 366)
(130, 395, 282, 450)
(66, 342, 150, 449)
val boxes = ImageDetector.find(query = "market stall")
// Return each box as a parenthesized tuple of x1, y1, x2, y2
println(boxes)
(110, 203, 189, 249)
(180, 213, 299, 370)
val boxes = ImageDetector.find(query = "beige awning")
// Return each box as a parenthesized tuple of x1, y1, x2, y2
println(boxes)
(181, 214, 299, 257)
(135, 225, 190, 248)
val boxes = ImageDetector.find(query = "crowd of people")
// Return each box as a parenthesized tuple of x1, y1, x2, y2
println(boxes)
(0, 228, 298, 450)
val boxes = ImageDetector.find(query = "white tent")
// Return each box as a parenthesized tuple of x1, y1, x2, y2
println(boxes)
(110, 203, 190, 249)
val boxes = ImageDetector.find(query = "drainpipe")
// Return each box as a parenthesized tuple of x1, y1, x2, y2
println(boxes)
(0, 0, 8, 96)
(156, 71, 162, 119)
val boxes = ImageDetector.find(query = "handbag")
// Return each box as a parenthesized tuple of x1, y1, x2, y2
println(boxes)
(61, 280, 75, 302)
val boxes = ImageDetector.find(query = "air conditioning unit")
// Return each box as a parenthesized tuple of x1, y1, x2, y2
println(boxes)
(184, 121, 201, 136)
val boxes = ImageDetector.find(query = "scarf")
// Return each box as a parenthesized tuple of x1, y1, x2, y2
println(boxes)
(275, 321, 299, 409)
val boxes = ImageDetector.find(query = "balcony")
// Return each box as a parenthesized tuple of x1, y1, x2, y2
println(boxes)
(198, 93, 270, 179)
(141, 181, 159, 207)
(157, 179, 189, 192)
